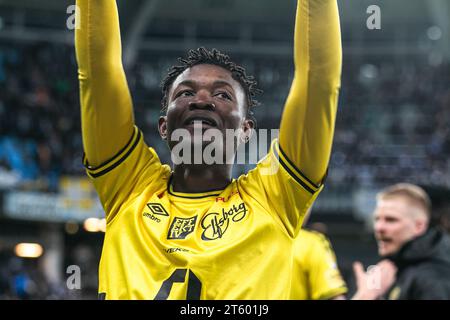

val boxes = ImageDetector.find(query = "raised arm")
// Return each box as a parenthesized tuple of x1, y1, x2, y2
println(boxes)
(76, 0, 134, 167)
(279, 0, 342, 185)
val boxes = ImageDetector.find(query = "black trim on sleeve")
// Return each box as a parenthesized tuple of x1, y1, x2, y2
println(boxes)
(84, 127, 137, 171)
(272, 144, 318, 195)
(87, 129, 142, 178)
(278, 156, 316, 194)
(278, 144, 320, 189)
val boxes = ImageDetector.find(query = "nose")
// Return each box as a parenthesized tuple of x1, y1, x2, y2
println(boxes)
(188, 101, 216, 111)
(374, 219, 385, 235)
(188, 90, 216, 111)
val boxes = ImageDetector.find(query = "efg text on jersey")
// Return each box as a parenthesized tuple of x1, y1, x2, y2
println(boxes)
(179, 303, 269, 318)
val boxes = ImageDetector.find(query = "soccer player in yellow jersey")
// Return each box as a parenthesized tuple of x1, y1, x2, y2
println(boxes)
(291, 229, 348, 300)
(75, 0, 342, 299)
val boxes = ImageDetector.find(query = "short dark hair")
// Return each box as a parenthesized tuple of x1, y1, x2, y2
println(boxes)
(161, 47, 262, 117)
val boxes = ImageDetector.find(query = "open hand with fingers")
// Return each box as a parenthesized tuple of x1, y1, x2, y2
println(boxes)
(352, 260, 397, 300)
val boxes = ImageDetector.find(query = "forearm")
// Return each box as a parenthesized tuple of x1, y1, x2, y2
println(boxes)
(279, 0, 342, 185)
(76, 0, 134, 167)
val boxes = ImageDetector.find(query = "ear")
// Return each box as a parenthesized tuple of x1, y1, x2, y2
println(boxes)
(158, 116, 168, 140)
(414, 216, 428, 236)
(240, 118, 255, 144)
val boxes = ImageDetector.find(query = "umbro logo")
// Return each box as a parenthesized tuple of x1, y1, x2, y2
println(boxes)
(147, 203, 169, 216)
(143, 203, 169, 224)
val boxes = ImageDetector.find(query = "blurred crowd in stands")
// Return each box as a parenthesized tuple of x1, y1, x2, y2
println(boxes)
(0, 43, 81, 192)
(1, 42, 449, 192)
(333, 57, 450, 188)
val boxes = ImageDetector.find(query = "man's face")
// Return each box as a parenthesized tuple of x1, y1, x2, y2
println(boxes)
(373, 197, 423, 257)
(159, 64, 253, 163)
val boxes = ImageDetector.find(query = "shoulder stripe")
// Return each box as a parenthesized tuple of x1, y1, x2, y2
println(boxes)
(272, 141, 321, 194)
(84, 126, 142, 178)
(278, 155, 315, 194)
(278, 144, 320, 189)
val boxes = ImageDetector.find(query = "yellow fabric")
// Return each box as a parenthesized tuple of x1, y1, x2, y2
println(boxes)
(280, 0, 342, 185)
(291, 230, 348, 300)
(76, 0, 342, 299)
(75, 0, 134, 167)
(87, 132, 322, 299)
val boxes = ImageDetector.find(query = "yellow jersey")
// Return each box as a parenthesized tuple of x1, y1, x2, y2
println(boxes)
(75, 0, 342, 300)
(86, 128, 322, 299)
(291, 230, 348, 300)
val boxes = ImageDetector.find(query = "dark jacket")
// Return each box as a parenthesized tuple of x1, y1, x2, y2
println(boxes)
(385, 228, 450, 300)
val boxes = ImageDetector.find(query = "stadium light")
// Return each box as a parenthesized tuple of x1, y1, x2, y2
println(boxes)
(83, 218, 106, 233)
(99, 218, 107, 233)
(14, 243, 44, 259)
(84, 218, 100, 232)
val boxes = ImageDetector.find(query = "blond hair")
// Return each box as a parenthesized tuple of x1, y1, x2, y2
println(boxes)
(377, 183, 431, 219)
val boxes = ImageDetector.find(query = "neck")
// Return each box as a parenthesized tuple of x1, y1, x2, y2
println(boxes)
(171, 164, 233, 193)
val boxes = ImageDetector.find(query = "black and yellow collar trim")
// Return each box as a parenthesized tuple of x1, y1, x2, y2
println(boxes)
(167, 176, 226, 199)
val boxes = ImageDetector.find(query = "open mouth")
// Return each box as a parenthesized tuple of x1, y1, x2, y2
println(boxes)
(183, 116, 218, 128)
(377, 237, 393, 247)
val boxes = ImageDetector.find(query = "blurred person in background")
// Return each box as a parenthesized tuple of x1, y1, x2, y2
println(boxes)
(291, 208, 347, 300)
(353, 183, 450, 300)
(291, 228, 348, 300)
(294, 210, 392, 301)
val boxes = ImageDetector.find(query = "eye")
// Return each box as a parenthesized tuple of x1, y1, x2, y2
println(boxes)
(176, 90, 194, 98)
(215, 91, 232, 101)
(386, 217, 396, 223)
